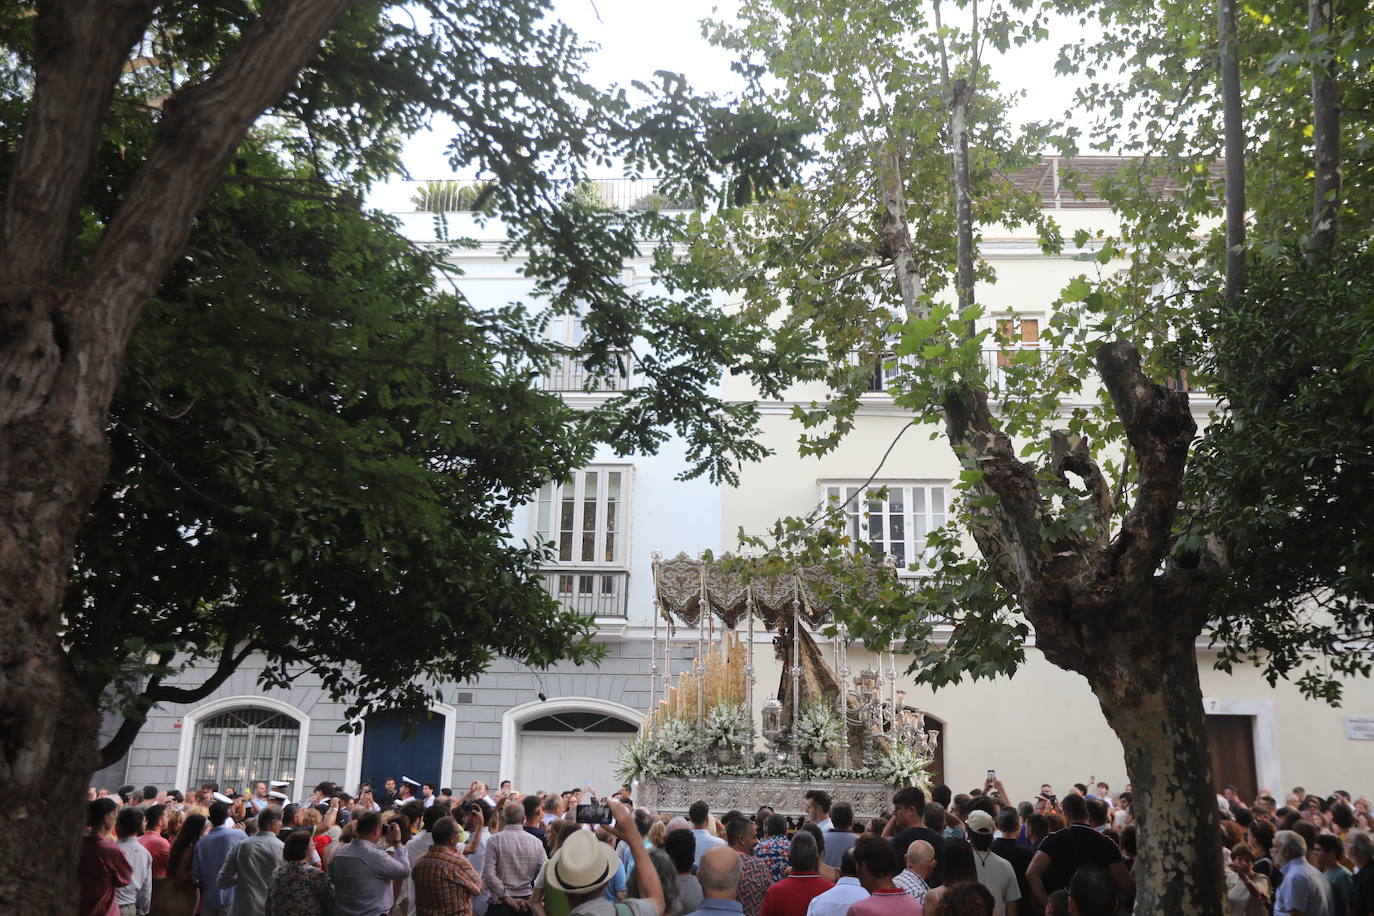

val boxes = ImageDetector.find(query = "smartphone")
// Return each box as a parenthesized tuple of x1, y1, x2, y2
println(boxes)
(576, 802, 613, 825)
(987, 769, 996, 782)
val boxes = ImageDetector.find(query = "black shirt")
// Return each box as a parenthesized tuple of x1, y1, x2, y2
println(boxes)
(991, 836, 1035, 904)
(891, 827, 947, 887)
(1036, 824, 1123, 894)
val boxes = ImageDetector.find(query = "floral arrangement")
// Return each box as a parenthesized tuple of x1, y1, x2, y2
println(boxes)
(656, 715, 702, 759)
(874, 739, 932, 789)
(615, 731, 666, 784)
(792, 700, 842, 754)
(702, 702, 749, 749)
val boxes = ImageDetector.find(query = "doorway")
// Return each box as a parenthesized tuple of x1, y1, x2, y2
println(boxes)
(1206, 714, 1258, 801)
(360, 709, 446, 793)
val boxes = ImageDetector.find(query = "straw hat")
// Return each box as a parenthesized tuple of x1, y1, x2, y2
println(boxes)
(545, 829, 619, 895)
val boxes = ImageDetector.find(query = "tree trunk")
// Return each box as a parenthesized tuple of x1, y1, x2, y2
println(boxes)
(1095, 630, 1227, 914)
(0, 399, 106, 913)
(1, 3, 355, 912)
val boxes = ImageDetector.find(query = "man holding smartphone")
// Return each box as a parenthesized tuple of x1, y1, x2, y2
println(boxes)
(332, 812, 411, 916)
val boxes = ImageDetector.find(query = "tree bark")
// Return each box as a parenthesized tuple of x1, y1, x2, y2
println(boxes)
(0, 2, 353, 913)
(1095, 627, 1227, 913)
(951, 78, 976, 335)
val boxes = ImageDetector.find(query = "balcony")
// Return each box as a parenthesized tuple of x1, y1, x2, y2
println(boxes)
(536, 353, 634, 393)
(541, 568, 629, 618)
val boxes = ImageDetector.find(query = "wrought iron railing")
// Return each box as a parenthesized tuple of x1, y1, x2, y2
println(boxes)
(541, 568, 629, 618)
(535, 353, 634, 392)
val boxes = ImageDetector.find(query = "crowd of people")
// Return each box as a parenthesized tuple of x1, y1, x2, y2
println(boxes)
(79, 775, 1374, 916)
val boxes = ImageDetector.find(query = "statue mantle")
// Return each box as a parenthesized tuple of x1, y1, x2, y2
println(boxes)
(637, 775, 892, 819)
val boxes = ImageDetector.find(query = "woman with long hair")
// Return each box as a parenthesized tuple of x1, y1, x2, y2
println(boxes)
(151, 813, 207, 916)
(920, 837, 978, 916)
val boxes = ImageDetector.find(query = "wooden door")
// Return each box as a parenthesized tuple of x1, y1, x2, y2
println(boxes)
(1205, 714, 1257, 801)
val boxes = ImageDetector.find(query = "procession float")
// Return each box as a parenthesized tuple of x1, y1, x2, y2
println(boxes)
(621, 552, 939, 819)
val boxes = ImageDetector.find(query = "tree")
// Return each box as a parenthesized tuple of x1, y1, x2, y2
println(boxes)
(70, 140, 606, 770)
(686, 0, 1373, 910)
(0, 1, 805, 911)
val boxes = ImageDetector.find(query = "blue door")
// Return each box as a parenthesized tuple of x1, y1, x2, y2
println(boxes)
(360, 710, 444, 793)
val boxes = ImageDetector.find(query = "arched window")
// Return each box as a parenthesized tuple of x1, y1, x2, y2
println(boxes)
(190, 707, 300, 796)
(521, 712, 639, 734)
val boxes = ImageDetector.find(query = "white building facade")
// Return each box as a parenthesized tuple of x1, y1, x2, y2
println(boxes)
(98, 168, 1374, 804)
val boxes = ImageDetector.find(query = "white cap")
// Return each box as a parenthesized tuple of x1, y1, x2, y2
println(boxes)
(212, 792, 233, 804)
(402, 776, 422, 787)
(269, 780, 289, 788)
(268, 791, 288, 801)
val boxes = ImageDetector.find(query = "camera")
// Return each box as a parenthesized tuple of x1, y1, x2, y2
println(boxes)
(576, 802, 613, 825)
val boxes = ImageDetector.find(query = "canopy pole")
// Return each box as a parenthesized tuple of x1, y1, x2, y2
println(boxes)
(836, 621, 849, 765)
(745, 583, 756, 755)
(789, 573, 802, 765)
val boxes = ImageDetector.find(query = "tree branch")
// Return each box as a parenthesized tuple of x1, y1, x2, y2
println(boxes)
(1096, 341, 1196, 584)
(878, 147, 925, 321)
(97, 638, 256, 769)
(942, 387, 1046, 592)
(0, 0, 155, 293)
(1050, 429, 1114, 544)
(71, 0, 357, 351)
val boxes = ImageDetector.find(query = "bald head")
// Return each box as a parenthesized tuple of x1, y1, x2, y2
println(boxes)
(905, 840, 935, 878)
(699, 846, 742, 898)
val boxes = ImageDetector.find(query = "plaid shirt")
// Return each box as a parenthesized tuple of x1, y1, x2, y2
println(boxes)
(481, 827, 547, 899)
(753, 836, 790, 884)
(736, 853, 774, 916)
(892, 869, 929, 904)
(413, 846, 483, 916)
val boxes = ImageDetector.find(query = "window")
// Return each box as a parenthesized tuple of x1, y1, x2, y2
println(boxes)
(190, 707, 299, 795)
(822, 481, 949, 571)
(536, 467, 630, 566)
(994, 317, 1041, 367)
(521, 712, 638, 734)
(535, 467, 632, 616)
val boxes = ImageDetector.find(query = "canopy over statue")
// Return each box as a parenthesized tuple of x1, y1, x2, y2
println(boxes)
(624, 551, 938, 808)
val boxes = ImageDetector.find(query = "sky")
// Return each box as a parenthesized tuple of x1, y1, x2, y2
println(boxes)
(381, 0, 1093, 204)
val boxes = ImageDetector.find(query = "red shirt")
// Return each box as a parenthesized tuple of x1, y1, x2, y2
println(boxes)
(139, 831, 171, 878)
(79, 835, 132, 916)
(849, 888, 923, 916)
(760, 872, 834, 916)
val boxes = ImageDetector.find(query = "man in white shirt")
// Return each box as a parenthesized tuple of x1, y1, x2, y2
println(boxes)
(805, 791, 834, 833)
(967, 811, 1020, 916)
(115, 806, 153, 916)
(333, 811, 411, 916)
(689, 801, 726, 868)
(1272, 830, 1333, 916)
(219, 805, 285, 916)
(805, 850, 868, 916)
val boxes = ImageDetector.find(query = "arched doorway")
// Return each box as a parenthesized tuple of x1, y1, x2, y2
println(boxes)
(501, 698, 642, 797)
(176, 696, 309, 800)
(345, 703, 457, 795)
